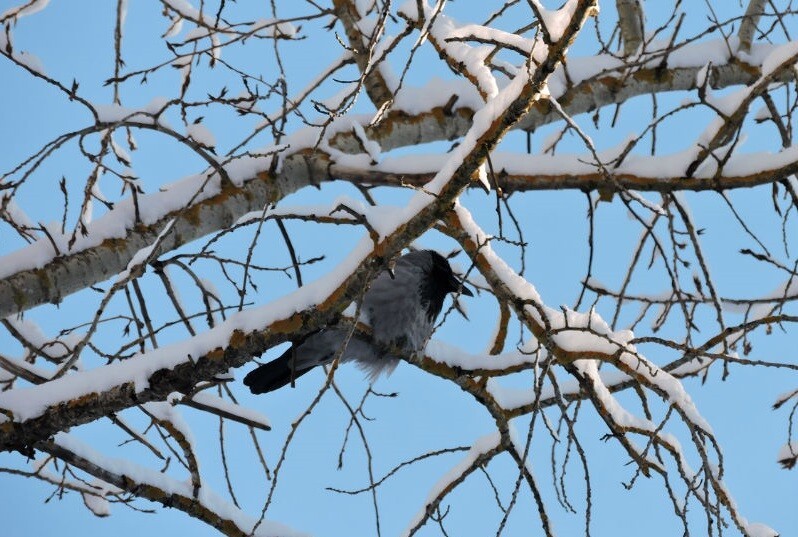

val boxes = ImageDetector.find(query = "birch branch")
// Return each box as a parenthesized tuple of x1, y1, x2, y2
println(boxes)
(615, 0, 644, 55)
(737, 0, 766, 53)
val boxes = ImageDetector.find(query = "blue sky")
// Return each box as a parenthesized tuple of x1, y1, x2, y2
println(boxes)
(1, 1, 797, 536)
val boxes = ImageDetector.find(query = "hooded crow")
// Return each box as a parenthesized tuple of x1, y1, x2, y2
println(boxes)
(243, 250, 472, 394)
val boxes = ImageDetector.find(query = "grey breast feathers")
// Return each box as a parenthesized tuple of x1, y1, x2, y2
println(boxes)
(364, 251, 435, 353)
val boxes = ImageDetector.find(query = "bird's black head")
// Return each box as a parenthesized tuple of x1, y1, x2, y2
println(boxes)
(420, 250, 473, 321)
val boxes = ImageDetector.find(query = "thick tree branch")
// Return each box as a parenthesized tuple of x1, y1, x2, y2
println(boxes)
(738, 0, 766, 53)
(332, 0, 394, 109)
(615, 0, 644, 55)
(0, 51, 785, 319)
(331, 149, 798, 193)
(0, 0, 596, 456)
(37, 437, 298, 537)
(0, 150, 329, 319)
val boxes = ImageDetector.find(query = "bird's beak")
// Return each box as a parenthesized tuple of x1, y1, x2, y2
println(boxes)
(454, 277, 473, 297)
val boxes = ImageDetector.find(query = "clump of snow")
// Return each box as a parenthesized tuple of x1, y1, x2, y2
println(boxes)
(753, 105, 770, 121)
(116, 221, 172, 283)
(15, 50, 46, 75)
(475, 161, 490, 191)
(761, 41, 798, 78)
(0, 194, 34, 229)
(449, 24, 534, 55)
(487, 378, 551, 410)
(94, 97, 171, 126)
(82, 491, 111, 517)
(109, 133, 132, 166)
(0, 238, 375, 423)
(695, 62, 711, 88)
(318, 82, 358, 112)
(1, 0, 50, 21)
(575, 358, 655, 430)
(705, 86, 750, 118)
(739, 520, 779, 537)
(188, 391, 272, 430)
(422, 10, 499, 99)
(163, 15, 184, 38)
(171, 56, 191, 68)
(184, 26, 211, 43)
(5, 316, 79, 367)
(617, 351, 713, 433)
(144, 396, 195, 444)
(252, 19, 296, 39)
(403, 432, 500, 536)
(30, 455, 117, 516)
(164, 0, 222, 60)
(0, 28, 46, 75)
(186, 123, 216, 148)
(425, 339, 530, 372)
(51, 432, 306, 536)
(530, 0, 580, 43)
(351, 121, 381, 164)
(396, 0, 419, 21)
(454, 203, 542, 307)
(777, 440, 798, 467)
(392, 77, 483, 115)
(0, 146, 280, 282)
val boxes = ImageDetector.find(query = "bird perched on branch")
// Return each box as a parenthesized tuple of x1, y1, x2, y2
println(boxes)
(243, 250, 473, 394)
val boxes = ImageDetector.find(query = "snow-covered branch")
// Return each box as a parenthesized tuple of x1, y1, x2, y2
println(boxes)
(39, 433, 303, 537)
(2, 1, 796, 535)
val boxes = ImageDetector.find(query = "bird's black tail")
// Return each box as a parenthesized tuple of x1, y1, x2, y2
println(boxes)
(243, 347, 311, 394)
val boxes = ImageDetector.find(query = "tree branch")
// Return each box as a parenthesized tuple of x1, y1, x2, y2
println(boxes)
(737, 0, 766, 53)
(38, 435, 299, 537)
(616, 0, 644, 55)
